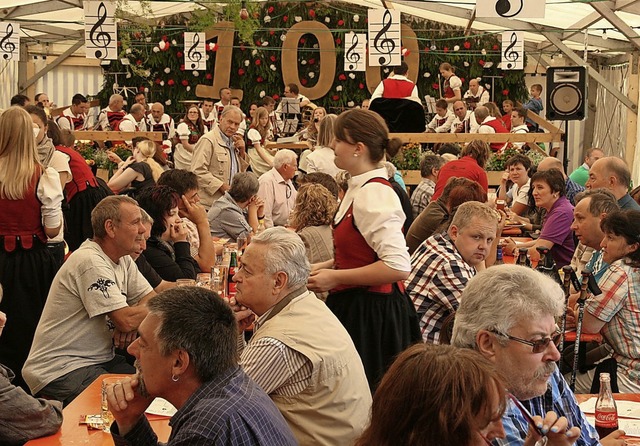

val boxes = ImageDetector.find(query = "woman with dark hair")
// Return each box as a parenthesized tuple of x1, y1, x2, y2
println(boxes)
(174, 104, 207, 170)
(579, 209, 640, 393)
(432, 140, 490, 201)
(307, 109, 420, 390)
(406, 177, 487, 255)
(503, 169, 575, 267)
(355, 344, 507, 446)
(136, 185, 198, 282)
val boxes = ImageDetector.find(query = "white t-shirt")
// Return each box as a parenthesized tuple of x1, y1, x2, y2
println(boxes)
(512, 179, 531, 207)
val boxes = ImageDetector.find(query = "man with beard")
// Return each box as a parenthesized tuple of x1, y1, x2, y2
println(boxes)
(105, 287, 297, 445)
(452, 265, 626, 446)
(22, 196, 155, 406)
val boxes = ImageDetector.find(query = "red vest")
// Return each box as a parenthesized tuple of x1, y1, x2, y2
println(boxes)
(481, 119, 509, 152)
(55, 145, 99, 201)
(0, 171, 47, 252)
(332, 177, 404, 294)
(106, 110, 125, 130)
(444, 78, 456, 99)
(382, 78, 415, 99)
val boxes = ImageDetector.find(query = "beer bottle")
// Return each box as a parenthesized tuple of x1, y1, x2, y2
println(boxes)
(535, 246, 562, 285)
(595, 373, 619, 438)
(495, 246, 504, 265)
(516, 248, 531, 267)
(227, 251, 238, 299)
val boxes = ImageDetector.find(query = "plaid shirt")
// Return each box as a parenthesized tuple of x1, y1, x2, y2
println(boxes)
(410, 178, 435, 219)
(586, 260, 640, 382)
(112, 366, 296, 446)
(565, 178, 585, 206)
(405, 233, 475, 343)
(496, 367, 599, 446)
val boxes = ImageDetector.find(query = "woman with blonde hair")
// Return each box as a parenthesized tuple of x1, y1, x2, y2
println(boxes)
(0, 106, 63, 389)
(107, 139, 162, 199)
(305, 114, 341, 178)
(247, 106, 276, 176)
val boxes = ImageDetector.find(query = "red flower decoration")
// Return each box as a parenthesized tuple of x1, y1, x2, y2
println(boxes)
(180, 64, 185, 71)
(117, 41, 122, 47)
(181, 79, 189, 87)
(309, 10, 315, 18)
(161, 35, 168, 41)
(492, 44, 499, 50)
(255, 59, 262, 66)
(301, 79, 308, 86)
(206, 73, 213, 80)
(257, 76, 264, 83)
(134, 32, 142, 39)
(176, 51, 183, 58)
(443, 46, 449, 53)
(338, 19, 344, 26)
(162, 42, 170, 51)
(479, 59, 486, 66)
(335, 38, 342, 45)
(338, 73, 347, 81)
(240, 44, 246, 51)
(402, 48, 411, 56)
(238, 68, 245, 76)
(268, 6, 274, 13)
(358, 83, 365, 89)
(463, 41, 471, 49)
(299, 38, 306, 45)
(167, 79, 175, 86)
(308, 58, 316, 65)
(332, 95, 340, 101)
(269, 31, 275, 36)
(283, 15, 288, 22)
(423, 47, 429, 53)
(139, 86, 145, 92)
(255, 40, 261, 46)
(432, 83, 439, 90)
(502, 89, 510, 96)
(270, 55, 277, 62)
(460, 77, 465, 83)
(273, 94, 280, 100)
(136, 59, 142, 66)
(154, 78, 162, 85)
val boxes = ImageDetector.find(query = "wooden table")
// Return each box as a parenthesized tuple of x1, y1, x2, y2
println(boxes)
(25, 374, 171, 445)
(576, 393, 640, 443)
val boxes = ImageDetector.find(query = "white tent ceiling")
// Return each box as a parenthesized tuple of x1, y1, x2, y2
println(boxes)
(1, 0, 640, 61)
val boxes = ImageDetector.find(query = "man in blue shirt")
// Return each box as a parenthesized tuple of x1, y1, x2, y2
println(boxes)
(452, 265, 625, 445)
(106, 286, 296, 446)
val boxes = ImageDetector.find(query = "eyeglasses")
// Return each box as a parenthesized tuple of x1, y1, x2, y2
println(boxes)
(490, 328, 562, 354)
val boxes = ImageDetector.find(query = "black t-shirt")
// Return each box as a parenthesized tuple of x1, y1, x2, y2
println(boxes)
(134, 253, 162, 289)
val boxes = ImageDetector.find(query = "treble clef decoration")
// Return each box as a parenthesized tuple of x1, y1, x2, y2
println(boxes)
(345, 33, 360, 71)
(187, 33, 203, 69)
(373, 10, 396, 66)
(0, 23, 16, 60)
(503, 32, 520, 69)
(495, 0, 524, 18)
(89, 2, 112, 59)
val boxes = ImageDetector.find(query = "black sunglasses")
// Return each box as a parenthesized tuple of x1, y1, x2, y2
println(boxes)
(490, 328, 562, 354)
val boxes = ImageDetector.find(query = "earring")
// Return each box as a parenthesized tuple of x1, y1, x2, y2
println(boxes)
(171, 374, 179, 382)
(353, 154, 358, 157)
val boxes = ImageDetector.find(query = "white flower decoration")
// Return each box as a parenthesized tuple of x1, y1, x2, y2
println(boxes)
(353, 14, 360, 22)
(264, 15, 271, 23)
(336, 86, 343, 92)
(423, 72, 431, 78)
(244, 60, 250, 66)
(208, 43, 217, 51)
(313, 43, 318, 49)
(484, 62, 494, 68)
(401, 48, 408, 56)
(206, 55, 210, 60)
(347, 101, 355, 107)
(160, 80, 165, 86)
(325, 17, 330, 23)
(481, 48, 487, 55)
(125, 48, 132, 54)
(301, 60, 307, 65)
(144, 70, 151, 77)
(430, 44, 437, 51)
(186, 86, 191, 92)
(308, 72, 315, 79)
(261, 41, 268, 47)
(348, 73, 356, 79)
(193, 71, 199, 77)
(280, 34, 287, 42)
(165, 99, 171, 105)
(270, 64, 277, 71)
(259, 90, 266, 98)
(454, 45, 460, 51)
(485, 83, 491, 89)
(164, 67, 171, 74)
(144, 87, 149, 93)
(145, 37, 151, 43)
(463, 61, 470, 67)
(251, 49, 258, 56)
(171, 40, 177, 45)
(159, 41, 166, 50)
(383, 68, 390, 74)
(294, 16, 302, 22)
(153, 46, 160, 53)
(126, 73, 131, 78)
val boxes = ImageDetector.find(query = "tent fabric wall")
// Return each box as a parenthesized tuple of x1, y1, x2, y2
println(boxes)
(0, 61, 19, 109)
(592, 64, 629, 159)
(35, 60, 103, 109)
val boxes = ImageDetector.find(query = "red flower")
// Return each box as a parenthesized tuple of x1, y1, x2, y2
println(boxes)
(283, 15, 288, 22)
(309, 9, 315, 18)
(432, 82, 439, 90)
(463, 41, 471, 49)
(273, 94, 280, 100)
(492, 44, 499, 50)
(136, 59, 142, 66)
(358, 83, 365, 89)
(238, 68, 245, 76)
(176, 51, 183, 58)
(502, 89, 510, 96)
(255, 59, 261, 66)
(139, 86, 145, 92)
(338, 19, 344, 26)
(181, 79, 189, 86)
(161, 35, 168, 41)
(167, 79, 175, 86)
(332, 95, 340, 101)
(299, 38, 306, 45)
(460, 77, 465, 83)
(308, 58, 315, 65)
(443, 46, 449, 53)
(270, 55, 277, 62)
(301, 78, 308, 86)
(268, 6, 274, 13)
(424, 46, 429, 53)
(155, 78, 162, 85)
(257, 76, 264, 83)
(335, 38, 342, 45)
(117, 41, 122, 47)
(338, 73, 347, 81)
(162, 42, 170, 51)
(402, 48, 411, 56)
(180, 64, 185, 71)
(134, 32, 142, 39)
(255, 40, 261, 46)
(479, 59, 485, 66)
(269, 31, 275, 36)
(206, 73, 213, 80)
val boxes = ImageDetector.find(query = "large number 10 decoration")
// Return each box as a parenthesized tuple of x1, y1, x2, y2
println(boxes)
(195, 21, 420, 100)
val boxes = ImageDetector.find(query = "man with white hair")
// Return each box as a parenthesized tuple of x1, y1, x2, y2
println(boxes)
(463, 78, 489, 110)
(257, 149, 298, 228)
(116, 103, 148, 145)
(232, 228, 371, 444)
(147, 102, 175, 153)
(96, 94, 125, 131)
(586, 156, 640, 211)
(190, 106, 248, 209)
(452, 265, 625, 446)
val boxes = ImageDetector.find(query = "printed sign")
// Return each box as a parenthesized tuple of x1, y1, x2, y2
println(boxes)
(84, 1, 117, 60)
(368, 9, 401, 67)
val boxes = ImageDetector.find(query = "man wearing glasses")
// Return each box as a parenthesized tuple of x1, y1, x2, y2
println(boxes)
(452, 265, 625, 446)
(257, 149, 298, 228)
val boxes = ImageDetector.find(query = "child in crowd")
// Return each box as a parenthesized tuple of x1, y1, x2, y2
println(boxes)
(502, 99, 514, 131)
(524, 84, 543, 132)
(426, 99, 455, 133)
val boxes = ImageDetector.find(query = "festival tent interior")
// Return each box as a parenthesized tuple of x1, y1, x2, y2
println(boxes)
(1, 0, 640, 182)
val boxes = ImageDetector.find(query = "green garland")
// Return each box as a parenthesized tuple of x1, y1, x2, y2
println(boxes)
(98, 1, 528, 117)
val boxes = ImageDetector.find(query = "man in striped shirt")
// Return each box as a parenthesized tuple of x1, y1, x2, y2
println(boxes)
(452, 265, 624, 445)
(231, 227, 371, 445)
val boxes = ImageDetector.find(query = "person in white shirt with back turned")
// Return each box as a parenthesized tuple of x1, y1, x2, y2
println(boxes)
(258, 150, 298, 228)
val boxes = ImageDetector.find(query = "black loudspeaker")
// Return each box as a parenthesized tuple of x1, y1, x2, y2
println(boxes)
(546, 66, 588, 121)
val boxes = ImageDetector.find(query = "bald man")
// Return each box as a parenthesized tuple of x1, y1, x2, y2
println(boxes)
(536, 157, 584, 206)
(569, 148, 605, 187)
(147, 102, 175, 147)
(586, 157, 640, 210)
(463, 79, 489, 111)
(117, 103, 148, 145)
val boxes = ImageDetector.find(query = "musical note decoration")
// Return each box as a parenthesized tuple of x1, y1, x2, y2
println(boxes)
(476, 0, 546, 19)
(184, 32, 206, 71)
(84, 1, 117, 60)
(344, 32, 366, 72)
(0, 22, 20, 61)
(367, 9, 401, 67)
(501, 31, 524, 70)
